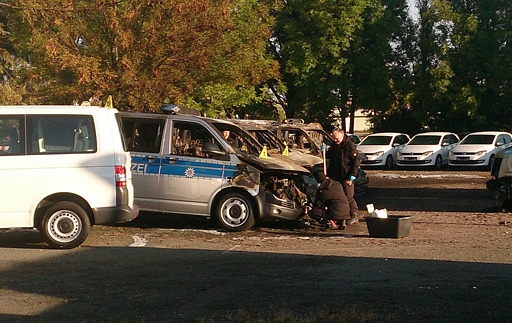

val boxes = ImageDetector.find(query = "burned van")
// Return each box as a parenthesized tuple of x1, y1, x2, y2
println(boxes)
(120, 108, 313, 231)
(228, 119, 324, 170)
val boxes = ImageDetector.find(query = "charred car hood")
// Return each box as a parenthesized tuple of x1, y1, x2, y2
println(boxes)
(237, 153, 310, 174)
(266, 149, 322, 169)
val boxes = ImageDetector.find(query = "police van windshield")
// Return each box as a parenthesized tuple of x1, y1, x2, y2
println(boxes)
(211, 122, 262, 156)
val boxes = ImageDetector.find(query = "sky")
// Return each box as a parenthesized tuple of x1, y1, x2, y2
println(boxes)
(407, 0, 420, 20)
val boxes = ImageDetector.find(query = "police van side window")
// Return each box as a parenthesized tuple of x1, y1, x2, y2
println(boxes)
(0, 116, 24, 155)
(26, 115, 97, 154)
(171, 121, 221, 158)
(124, 119, 165, 153)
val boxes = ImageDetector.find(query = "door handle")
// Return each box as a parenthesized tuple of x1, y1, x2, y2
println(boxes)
(144, 156, 157, 163)
(165, 157, 177, 163)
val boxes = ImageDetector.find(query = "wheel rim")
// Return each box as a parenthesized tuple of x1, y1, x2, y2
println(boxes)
(47, 210, 82, 243)
(220, 197, 249, 228)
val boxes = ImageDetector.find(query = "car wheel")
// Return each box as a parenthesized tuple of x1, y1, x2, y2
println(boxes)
(215, 192, 256, 232)
(40, 201, 91, 249)
(385, 155, 394, 170)
(434, 155, 443, 169)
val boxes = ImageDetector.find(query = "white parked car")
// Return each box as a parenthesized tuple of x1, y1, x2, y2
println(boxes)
(397, 132, 460, 168)
(357, 132, 410, 169)
(449, 131, 512, 168)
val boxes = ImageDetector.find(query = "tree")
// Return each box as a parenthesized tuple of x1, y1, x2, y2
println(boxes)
(0, 3, 28, 104)
(4, 0, 279, 114)
(448, 0, 512, 132)
(403, 0, 457, 132)
(270, 0, 373, 124)
(342, 0, 414, 133)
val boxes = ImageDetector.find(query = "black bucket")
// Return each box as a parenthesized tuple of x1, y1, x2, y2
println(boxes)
(365, 215, 412, 238)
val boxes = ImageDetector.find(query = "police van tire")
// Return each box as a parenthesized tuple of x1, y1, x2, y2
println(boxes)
(216, 192, 256, 232)
(40, 201, 91, 249)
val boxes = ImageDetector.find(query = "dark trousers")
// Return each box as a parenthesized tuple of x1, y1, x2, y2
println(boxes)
(341, 181, 358, 216)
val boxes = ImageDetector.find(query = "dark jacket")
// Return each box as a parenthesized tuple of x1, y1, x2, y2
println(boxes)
(313, 177, 350, 220)
(326, 138, 361, 182)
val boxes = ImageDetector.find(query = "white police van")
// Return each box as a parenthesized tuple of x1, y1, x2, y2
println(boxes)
(0, 105, 139, 248)
(121, 105, 313, 231)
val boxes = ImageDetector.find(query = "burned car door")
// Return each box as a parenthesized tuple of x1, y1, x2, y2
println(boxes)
(159, 120, 228, 215)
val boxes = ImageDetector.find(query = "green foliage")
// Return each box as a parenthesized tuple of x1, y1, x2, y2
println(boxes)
(2, 0, 512, 133)
(181, 0, 281, 117)
(3, 0, 278, 113)
(271, 0, 373, 119)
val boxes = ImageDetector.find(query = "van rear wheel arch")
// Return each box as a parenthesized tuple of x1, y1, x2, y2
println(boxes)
(35, 193, 95, 230)
(213, 189, 257, 232)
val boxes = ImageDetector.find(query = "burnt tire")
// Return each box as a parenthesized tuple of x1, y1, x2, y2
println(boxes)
(40, 201, 91, 249)
(215, 192, 256, 232)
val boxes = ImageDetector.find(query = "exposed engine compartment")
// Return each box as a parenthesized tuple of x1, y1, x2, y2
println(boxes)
(262, 173, 314, 209)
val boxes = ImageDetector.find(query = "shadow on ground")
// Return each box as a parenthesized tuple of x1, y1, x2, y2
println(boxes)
(0, 244, 510, 322)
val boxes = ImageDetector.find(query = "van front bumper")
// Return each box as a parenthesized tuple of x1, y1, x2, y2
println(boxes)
(93, 205, 140, 225)
(256, 190, 303, 221)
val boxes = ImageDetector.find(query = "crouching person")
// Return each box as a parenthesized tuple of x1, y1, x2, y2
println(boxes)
(311, 167, 351, 230)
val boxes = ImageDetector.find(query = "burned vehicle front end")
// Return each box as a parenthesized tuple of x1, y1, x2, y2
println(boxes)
(258, 168, 313, 222)
(230, 149, 315, 224)
(487, 146, 512, 210)
(211, 120, 316, 224)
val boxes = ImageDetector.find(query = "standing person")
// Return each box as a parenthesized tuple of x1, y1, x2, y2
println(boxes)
(326, 128, 361, 224)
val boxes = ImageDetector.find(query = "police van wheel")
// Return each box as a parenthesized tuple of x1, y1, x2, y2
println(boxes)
(216, 192, 256, 232)
(40, 201, 91, 249)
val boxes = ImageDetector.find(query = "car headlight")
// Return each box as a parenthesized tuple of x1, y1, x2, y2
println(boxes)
(422, 151, 433, 157)
(475, 150, 487, 157)
(449, 151, 454, 157)
(374, 151, 384, 157)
